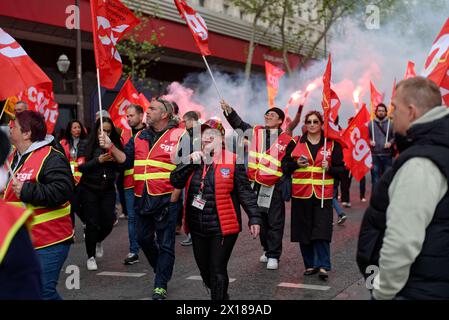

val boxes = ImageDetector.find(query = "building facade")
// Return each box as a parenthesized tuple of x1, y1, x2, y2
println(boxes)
(0, 0, 324, 131)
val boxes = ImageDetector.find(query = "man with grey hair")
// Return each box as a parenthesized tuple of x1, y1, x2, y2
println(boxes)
(14, 101, 28, 114)
(99, 97, 184, 300)
(357, 76, 449, 300)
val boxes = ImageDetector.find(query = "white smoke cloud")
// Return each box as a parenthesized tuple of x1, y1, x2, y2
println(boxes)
(164, 1, 449, 134)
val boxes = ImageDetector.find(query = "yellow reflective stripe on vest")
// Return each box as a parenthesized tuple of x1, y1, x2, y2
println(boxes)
(146, 160, 176, 171)
(257, 164, 283, 177)
(134, 174, 146, 181)
(73, 172, 82, 177)
(261, 154, 281, 167)
(70, 161, 78, 166)
(134, 160, 176, 171)
(248, 162, 258, 170)
(249, 151, 263, 159)
(31, 205, 71, 226)
(146, 172, 171, 180)
(124, 169, 134, 176)
(295, 167, 325, 174)
(292, 178, 334, 185)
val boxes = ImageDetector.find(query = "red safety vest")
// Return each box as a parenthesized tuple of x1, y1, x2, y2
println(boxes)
(0, 199, 33, 264)
(133, 128, 184, 197)
(4, 146, 74, 249)
(120, 129, 135, 190)
(183, 150, 240, 236)
(60, 139, 85, 186)
(291, 140, 335, 200)
(247, 125, 292, 186)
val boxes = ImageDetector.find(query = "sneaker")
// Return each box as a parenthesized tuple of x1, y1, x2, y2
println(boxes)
(180, 234, 192, 246)
(96, 243, 104, 258)
(267, 258, 279, 270)
(123, 253, 139, 265)
(87, 257, 98, 271)
(259, 252, 268, 263)
(119, 213, 127, 219)
(342, 202, 352, 208)
(152, 287, 167, 300)
(337, 214, 347, 225)
(113, 218, 119, 226)
(361, 198, 367, 203)
(318, 269, 329, 281)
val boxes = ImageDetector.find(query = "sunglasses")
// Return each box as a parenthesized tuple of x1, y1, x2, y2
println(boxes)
(306, 120, 320, 125)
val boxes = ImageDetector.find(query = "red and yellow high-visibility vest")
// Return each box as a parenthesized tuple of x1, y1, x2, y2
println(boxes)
(291, 140, 335, 200)
(183, 150, 240, 236)
(4, 146, 74, 249)
(0, 199, 33, 264)
(120, 129, 135, 190)
(247, 125, 293, 186)
(133, 128, 184, 197)
(60, 139, 85, 186)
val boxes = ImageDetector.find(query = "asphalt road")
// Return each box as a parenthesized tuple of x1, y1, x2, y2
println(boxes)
(58, 185, 372, 301)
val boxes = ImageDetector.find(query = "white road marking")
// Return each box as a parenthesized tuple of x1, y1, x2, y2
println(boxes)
(97, 272, 146, 278)
(187, 275, 236, 283)
(278, 282, 331, 291)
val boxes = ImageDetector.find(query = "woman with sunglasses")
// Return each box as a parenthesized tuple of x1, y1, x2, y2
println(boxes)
(283, 110, 345, 280)
(170, 119, 261, 300)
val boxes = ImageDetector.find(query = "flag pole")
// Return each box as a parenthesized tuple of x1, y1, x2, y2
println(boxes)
(385, 118, 390, 145)
(321, 137, 328, 209)
(5, 158, 18, 185)
(202, 55, 228, 116)
(0, 98, 10, 122)
(371, 103, 375, 145)
(96, 68, 104, 133)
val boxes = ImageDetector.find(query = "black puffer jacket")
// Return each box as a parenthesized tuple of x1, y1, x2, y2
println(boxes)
(171, 160, 262, 237)
(78, 146, 120, 192)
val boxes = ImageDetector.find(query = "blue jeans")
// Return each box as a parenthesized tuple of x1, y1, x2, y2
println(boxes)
(125, 188, 139, 254)
(36, 243, 71, 300)
(333, 184, 344, 218)
(371, 155, 393, 187)
(299, 240, 331, 271)
(136, 201, 178, 290)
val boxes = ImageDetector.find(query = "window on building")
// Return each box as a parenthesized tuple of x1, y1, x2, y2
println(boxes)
(224, 3, 229, 13)
(199, 0, 205, 6)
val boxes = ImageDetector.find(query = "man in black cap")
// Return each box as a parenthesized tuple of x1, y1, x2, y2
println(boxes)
(0, 130, 43, 299)
(221, 101, 296, 270)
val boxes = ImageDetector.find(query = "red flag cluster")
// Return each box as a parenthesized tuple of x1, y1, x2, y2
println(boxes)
(174, 0, 211, 56)
(423, 18, 449, 106)
(342, 105, 373, 181)
(109, 78, 150, 130)
(404, 61, 417, 79)
(90, 0, 140, 89)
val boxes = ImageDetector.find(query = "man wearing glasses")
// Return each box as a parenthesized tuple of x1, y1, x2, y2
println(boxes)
(100, 97, 184, 300)
(221, 100, 296, 270)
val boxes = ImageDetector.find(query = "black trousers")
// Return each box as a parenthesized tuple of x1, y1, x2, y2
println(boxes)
(191, 233, 238, 300)
(259, 187, 285, 260)
(80, 186, 116, 258)
(340, 170, 351, 203)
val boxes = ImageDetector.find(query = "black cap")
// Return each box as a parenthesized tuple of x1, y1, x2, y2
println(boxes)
(265, 107, 285, 124)
(0, 129, 11, 166)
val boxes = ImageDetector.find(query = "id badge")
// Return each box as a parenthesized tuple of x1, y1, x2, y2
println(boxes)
(192, 194, 206, 210)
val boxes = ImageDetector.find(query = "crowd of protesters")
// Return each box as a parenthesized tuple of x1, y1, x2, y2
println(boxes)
(1, 77, 449, 301)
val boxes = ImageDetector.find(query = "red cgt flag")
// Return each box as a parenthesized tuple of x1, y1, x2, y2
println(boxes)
(404, 61, 417, 79)
(0, 28, 52, 100)
(423, 18, 449, 106)
(174, 0, 211, 56)
(90, 0, 140, 89)
(321, 54, 346, 147)
(18, 82, 59, 134)
(265, 61, 285, 108)
(370, 80, 384, 119)
(109, 78, 143, 130)
(342, 104, 372, 181)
